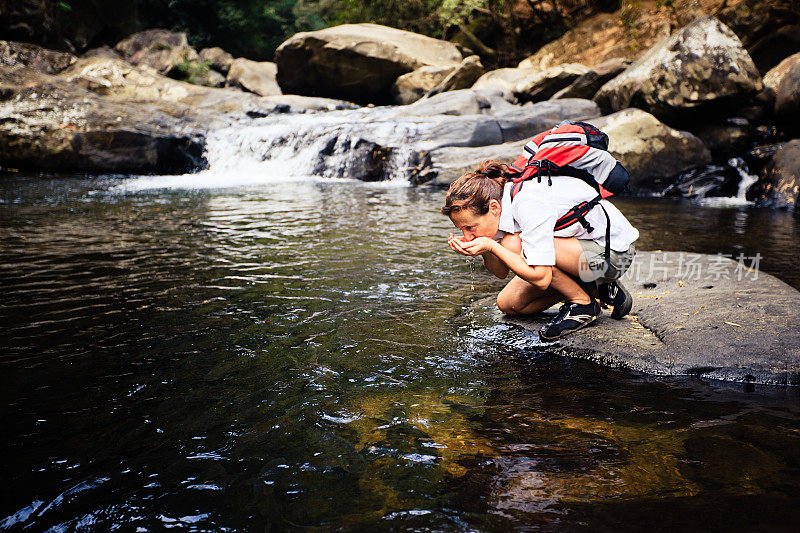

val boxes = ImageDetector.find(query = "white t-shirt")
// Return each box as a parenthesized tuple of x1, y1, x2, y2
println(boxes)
(499, 176, 639, 266)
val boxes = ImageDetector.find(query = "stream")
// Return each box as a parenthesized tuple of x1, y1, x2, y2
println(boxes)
(2, 168, 800, 531)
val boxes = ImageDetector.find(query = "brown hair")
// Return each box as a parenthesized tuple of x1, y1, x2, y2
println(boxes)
(441, 160, 511, 216)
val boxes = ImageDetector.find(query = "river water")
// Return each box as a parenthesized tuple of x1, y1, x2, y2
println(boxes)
(2, 173, 800, 531)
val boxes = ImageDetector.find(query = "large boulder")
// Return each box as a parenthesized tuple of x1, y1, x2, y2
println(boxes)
(775, 60, 800, 118)
(0, 65, 206, 174)
(589, 108, 712, 192)
(114, 29, 199, 74)
(392, 65, 455, 105)
(553, 58, 631, 100)
(717, 0, 800, 74)
(226, 58, 282, 97)
(425, 55, 485, 98)
(763, 52, 800, 96)
(199, 47, 234, 74)
(0, 40, 75, 74)
(594, 16, 763, 122)
(757, 139, 800, 209)
(513, 63, 590, 103)
(275, 23, 463, 104)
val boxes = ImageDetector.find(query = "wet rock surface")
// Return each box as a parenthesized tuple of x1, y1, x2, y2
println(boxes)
(495, 251, 800, 386)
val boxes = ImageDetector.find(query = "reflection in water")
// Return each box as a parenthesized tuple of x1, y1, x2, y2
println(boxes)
(1, 175, 799, 531)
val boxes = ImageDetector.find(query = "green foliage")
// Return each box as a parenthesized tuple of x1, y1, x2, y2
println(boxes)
(32, 0, 632, 67)
(436, 0, 488, 29)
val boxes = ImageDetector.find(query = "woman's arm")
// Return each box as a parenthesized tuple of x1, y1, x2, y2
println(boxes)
(481, 233, 522, 279)
(449, 233, 522, 280)
(460, 237, 552, 290)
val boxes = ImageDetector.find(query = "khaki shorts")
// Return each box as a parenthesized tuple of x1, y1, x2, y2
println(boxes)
(577, 240, 636, 284)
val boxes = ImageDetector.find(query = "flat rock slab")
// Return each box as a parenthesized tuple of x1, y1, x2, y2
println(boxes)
(494, 251, 800, 385)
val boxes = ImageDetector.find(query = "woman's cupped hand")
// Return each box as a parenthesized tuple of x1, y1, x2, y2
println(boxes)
(448, 234, 496, 256)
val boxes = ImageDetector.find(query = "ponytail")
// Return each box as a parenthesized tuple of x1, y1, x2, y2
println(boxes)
(441, 160, 512, 216)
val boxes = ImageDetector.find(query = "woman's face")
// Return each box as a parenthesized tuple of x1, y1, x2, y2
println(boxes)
(449, 199, 501, 241)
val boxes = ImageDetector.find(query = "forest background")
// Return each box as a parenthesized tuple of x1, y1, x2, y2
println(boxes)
(1, 0, 624, 69)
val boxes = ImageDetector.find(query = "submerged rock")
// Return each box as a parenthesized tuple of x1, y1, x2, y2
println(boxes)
(499, 251, 800, 386)
(594, 16, 763, 122)
(590, 108, 711, 192)
(275, 23, 463, 104)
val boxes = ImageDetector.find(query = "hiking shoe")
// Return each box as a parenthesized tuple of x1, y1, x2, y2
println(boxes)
(598, 280, 632, 319)
(539, 299, 602, 340)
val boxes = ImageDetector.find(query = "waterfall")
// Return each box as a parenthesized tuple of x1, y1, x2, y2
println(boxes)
(695, 157, 758, 207)
(117, 108, 437, 191)
(730, 157, 759, 200)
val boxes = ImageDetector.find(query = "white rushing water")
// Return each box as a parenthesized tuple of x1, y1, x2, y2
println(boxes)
(697, 157, 758, 208)
(116, 108, 455, 192)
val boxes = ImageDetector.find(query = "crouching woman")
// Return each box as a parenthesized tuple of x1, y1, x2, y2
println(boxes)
(442, 160, 639, 340)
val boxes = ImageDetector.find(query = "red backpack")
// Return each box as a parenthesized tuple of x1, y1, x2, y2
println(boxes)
(507, 121, 630, 270)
